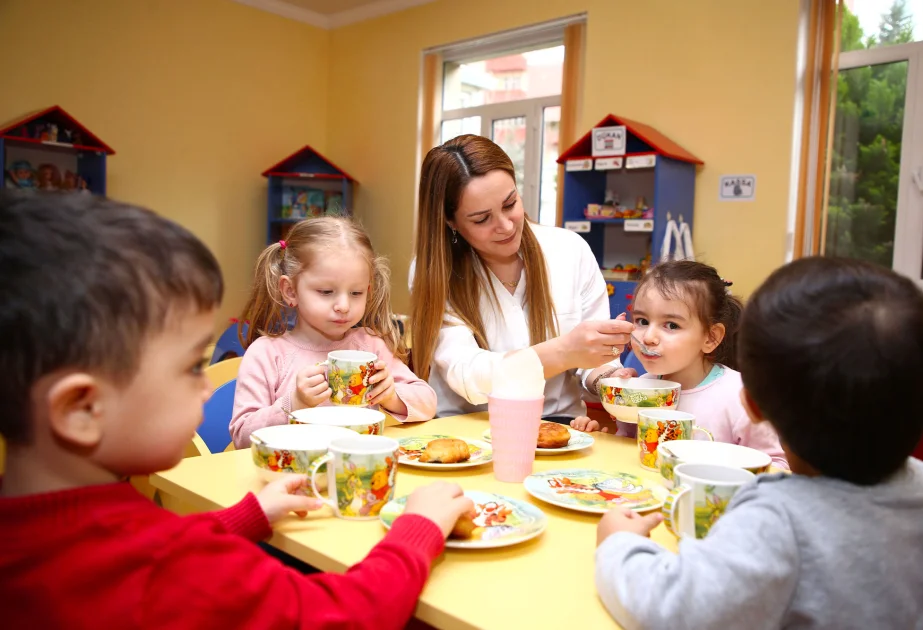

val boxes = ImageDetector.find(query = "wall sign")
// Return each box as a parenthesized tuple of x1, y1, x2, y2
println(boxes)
(719, 175, 756, 201)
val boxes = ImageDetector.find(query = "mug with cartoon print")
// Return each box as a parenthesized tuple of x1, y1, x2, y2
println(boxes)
(636, 409, 713, 470)
(310, 434, 399, 520)
(662, 463, 754, 539)
(321, 350, 378, 406)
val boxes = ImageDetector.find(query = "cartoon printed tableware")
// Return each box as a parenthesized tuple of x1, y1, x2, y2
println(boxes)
(657, 440, 771, 489)
(481, 427, 595, 455)
(523, 469, 666, 514)
(397, 435, 493, 469)
(636, 409, 713, 470)
(379, 490, 547, 549)
(310, 434, 399, 520)
(663, 463, 754, 539)
(598, 377, 681, 424)
(321, 350, 377, 406)
(250, 423, 354, 485)
(289, 406, 386, 436)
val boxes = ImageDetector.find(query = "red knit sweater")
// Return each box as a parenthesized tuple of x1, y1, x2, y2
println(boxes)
(0, 482, 444, 629)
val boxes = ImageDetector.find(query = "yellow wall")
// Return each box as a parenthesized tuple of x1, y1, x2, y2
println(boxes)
(0, 0, 330, 330)
(327, 0, 801, 306)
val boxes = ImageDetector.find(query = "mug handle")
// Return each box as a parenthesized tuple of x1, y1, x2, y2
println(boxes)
(309, 453, 337, 510)
(662, 483, 690, 537)
(692, 425, 714, 441)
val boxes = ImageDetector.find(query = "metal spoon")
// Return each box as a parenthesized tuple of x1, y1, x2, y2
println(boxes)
(631, 333, 662, 358)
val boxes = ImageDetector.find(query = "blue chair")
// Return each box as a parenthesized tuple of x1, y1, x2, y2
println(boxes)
(210, 321, 247, 365)
(194, 357, 242, 455)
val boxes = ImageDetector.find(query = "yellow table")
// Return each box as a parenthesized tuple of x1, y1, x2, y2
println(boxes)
(150, 414, 678, 629)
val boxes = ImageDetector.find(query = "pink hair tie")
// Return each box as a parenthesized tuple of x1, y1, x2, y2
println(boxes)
(279, 240, 287, 250)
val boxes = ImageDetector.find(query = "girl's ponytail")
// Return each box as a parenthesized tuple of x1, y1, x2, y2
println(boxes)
(362, 254, 407, 362)
(239, 242, 288, 348)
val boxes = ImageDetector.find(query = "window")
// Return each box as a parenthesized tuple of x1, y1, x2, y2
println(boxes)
(441, 43, 565, 226)
(824, 0, 923, 284)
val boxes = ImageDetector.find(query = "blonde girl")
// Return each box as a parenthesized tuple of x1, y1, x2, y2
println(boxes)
(230, 217, 435, 448)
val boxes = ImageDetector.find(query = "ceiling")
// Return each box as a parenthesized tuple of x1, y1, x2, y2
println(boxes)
(233, 0, 439, 29)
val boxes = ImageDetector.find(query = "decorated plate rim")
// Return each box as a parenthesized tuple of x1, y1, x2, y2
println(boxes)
(523, 468, 666, 514)
(481, 427, 595, 454)
(379, 490, 547, 549)
(396, 435, 493, 469)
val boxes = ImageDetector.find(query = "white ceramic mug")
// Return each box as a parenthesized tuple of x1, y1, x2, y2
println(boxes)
(322, 350, 377, 407)
(662, 463, 754, 540)
(310, 434, 398, 520)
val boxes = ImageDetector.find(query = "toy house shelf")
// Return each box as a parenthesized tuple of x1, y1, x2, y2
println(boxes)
(557, 114, 703, 316)
(261, 145, 357, 244)
(1, 105, 114, 196)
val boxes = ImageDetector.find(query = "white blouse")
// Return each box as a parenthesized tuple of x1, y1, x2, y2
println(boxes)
(414, 223, 619, 418)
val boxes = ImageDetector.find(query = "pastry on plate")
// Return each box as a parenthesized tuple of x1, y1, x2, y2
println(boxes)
(450, 507, 479, 539)
(537, 422, 571, 449)
(419, 438, 471, 463)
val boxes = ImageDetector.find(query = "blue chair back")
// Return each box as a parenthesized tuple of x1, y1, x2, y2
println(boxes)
(210, 322, 247, 365)
(200, 379, 236, 454)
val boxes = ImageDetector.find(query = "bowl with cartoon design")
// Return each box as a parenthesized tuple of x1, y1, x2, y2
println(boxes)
(289, 406, 386, 436)
(250, 423, 355, 485)
(598, 377, 681, 423)
(657, 440, 771, 489)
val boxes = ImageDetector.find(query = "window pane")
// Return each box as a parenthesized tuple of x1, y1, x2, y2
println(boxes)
(825, 61, 907, 267)
(841, 1, 921, 51)
(539, 106, 561, 226)
(491, 116, 527, 196)
(443, 44, 564, 110)
(441, 116, 481, 144)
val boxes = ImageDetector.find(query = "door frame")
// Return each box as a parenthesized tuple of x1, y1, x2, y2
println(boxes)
(837, 41, 923, 284)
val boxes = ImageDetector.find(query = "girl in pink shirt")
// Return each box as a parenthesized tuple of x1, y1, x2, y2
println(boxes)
(230, 217, 436, 448)
(574, 260, 787, 469)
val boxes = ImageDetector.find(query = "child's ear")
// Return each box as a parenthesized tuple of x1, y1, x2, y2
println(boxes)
(279, 275, 297, 305)
(44, 373, 105, 447)
(704, 322, 726, 354)
(739, 387, 765, 425)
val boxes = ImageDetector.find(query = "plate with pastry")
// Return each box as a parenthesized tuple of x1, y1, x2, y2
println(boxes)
(397, 435, 493, 469)
(379, 490, 547, 549)
(482, 422, 594, 454)
(523, 469, 667, 514)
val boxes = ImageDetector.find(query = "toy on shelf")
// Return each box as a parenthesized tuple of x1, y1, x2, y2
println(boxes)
(5, 160, 35, 189)
(262, 144, 357, 244)
(0, 105, 114, 196)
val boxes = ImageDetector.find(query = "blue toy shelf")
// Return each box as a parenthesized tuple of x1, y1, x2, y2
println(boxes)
(1, 105, 114, 196)
(261, 145, 356, 245)
(557, 114, 703, 317)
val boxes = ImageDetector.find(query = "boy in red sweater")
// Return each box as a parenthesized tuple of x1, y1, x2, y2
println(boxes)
(0, 191, 473, 629)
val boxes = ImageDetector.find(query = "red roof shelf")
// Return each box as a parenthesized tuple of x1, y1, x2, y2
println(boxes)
(557, 114, 702, 165)
(0, 105, 115, 155)
(261, 144, 357, 182)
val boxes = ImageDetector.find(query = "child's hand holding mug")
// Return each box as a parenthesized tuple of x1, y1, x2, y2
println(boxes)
(367, 361, 397, 407)
(292, 363, 333, 410)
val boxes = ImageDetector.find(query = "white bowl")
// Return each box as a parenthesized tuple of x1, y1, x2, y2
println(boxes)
(250, 423, 354, 482)
(598, 377, 681, 423)
(289, 406, 386, 435)
(657, 439, 772, 488)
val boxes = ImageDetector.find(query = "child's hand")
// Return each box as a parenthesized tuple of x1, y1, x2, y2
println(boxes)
(367, 361, 400, 408)
(597, 507, 664, 546)
(609, 367, 637, 379)
(256, 475, 323, 524)
(402, 482, 475, 539)
(571, 416, 601, 432)
(292, 363, 332, 410)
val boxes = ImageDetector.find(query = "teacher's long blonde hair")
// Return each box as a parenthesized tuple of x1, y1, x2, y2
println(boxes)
(410, 135, 557, 381)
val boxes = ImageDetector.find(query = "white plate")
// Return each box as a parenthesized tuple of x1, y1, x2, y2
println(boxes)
(380, 490, 546, 549)
(397, 435, 493, 469)
(481, 426, 594, 455)
(523, 469, 667, 514)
